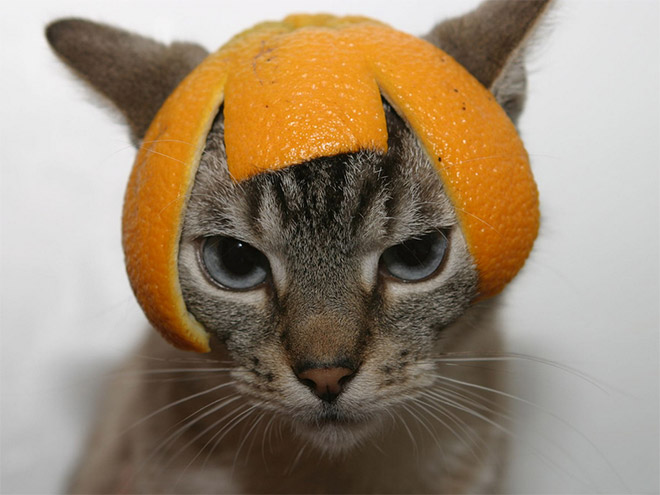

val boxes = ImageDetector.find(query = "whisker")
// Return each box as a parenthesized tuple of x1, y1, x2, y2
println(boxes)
(412, 393, 484, 461)
(244, 413, 267, 469)
(203, 404, 262, 467)
(118, 367, 243, 375)
(399, 401, 440, 446)
(431, 373, 627, 489)
(122, 381, 237, 435)
(425, 386, 511, 443)
(391, 407, 419, 457)
(431, 372, 582, 426)
(156, 397, 242, 460)
(171, 402, 250, 477)
(133, 354, 237, 365)
(286, 442, 308, 475)
(366, 434, 387, 456)
(451, 205, 500, 234)
(139, 146, 189, 166)
(135, 374, 240, 385)
(433, 388, 591, 481)
(431, 352, 609, 392)
(122, 394, 241, 492)
(426, 385, 600, 490)
(139, 138, 196, 148)
(433, 381, 509, 418)
(163, 394, 243, 443)
(261, 413, 278, 468)
(232, 412, 265, 473)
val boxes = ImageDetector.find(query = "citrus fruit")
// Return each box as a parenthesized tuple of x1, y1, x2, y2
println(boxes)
(122, 14, 539, 352)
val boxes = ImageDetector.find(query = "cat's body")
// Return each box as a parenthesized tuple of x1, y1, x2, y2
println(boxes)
(47, 1, 552, 493)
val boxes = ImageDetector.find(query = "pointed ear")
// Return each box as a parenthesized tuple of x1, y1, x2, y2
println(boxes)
(46, 19, 209, 145)
(424, 0, 553, 123)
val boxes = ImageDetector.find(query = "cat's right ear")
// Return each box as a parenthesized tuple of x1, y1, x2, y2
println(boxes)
(424, 0, 553, 124)
(46, 19, 209, 146)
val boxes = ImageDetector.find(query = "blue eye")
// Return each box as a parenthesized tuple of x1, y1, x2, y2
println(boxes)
(201, 236, 269, 290)
(380, 231, 449, 282)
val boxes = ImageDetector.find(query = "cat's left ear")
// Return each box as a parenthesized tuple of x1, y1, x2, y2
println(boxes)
(424, 0, 553, 123)
(46, 19, 209, 146)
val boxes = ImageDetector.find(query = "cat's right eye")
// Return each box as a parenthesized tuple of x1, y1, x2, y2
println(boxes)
(200, 236, 269, 290)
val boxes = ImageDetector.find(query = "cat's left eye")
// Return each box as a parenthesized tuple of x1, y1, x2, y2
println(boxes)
(200, 236, 269, 290)
(380, 230, 449, 282)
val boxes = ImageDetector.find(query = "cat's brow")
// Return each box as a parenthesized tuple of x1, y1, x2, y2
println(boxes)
(182, 112, 457, 254)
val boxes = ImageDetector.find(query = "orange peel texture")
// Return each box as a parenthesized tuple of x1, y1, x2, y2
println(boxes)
(122, 14, 540, 352)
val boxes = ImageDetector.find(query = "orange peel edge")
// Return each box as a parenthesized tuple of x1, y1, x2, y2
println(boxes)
(122, 15, 540, 352)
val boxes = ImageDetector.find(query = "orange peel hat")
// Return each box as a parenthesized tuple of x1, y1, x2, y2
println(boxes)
(122, 15, 540, 352)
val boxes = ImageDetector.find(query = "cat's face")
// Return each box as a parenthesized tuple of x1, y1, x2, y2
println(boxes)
(178, 105, 479, 451)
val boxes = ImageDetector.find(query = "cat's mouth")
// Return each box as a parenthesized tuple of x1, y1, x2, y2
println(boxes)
(292, 412, 378, 455)
(290, 402, 370, 426)
(316, 405, 364, 425)
(287, 404, 382, 453)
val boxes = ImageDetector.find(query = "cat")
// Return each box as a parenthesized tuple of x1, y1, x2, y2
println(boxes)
(46, 1, 552, 493)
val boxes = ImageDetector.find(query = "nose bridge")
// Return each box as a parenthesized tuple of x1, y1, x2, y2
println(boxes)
(284, 310, 364, 369)
(280, 249, 368, 368)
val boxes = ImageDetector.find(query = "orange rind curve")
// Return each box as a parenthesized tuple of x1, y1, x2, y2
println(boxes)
(122, 14, 539, 352)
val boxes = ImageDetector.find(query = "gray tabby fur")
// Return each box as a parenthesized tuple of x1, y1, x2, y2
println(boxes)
(46, 1, 552, 492)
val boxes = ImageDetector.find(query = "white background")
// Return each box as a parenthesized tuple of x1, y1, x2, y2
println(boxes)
(1, 1, 658, 493)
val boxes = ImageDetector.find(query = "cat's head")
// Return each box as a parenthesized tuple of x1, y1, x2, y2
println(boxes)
(176, 103, 480, 449)
(47, 0, 550, 452)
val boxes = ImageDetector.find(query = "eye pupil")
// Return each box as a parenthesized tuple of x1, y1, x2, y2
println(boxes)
(393, 239, 434, 267)
(222, 240, 259, 276)
(380, 231, 449, 282)
(202, 236, 269, 290)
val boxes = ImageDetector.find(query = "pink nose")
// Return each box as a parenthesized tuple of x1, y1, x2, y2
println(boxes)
(296, 367, 355, 402)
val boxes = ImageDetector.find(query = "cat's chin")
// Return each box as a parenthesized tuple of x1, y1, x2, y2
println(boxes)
(289, 409, 383, 455)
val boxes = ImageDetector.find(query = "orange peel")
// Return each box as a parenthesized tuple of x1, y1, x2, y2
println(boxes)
(122, 14, 539, 352)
